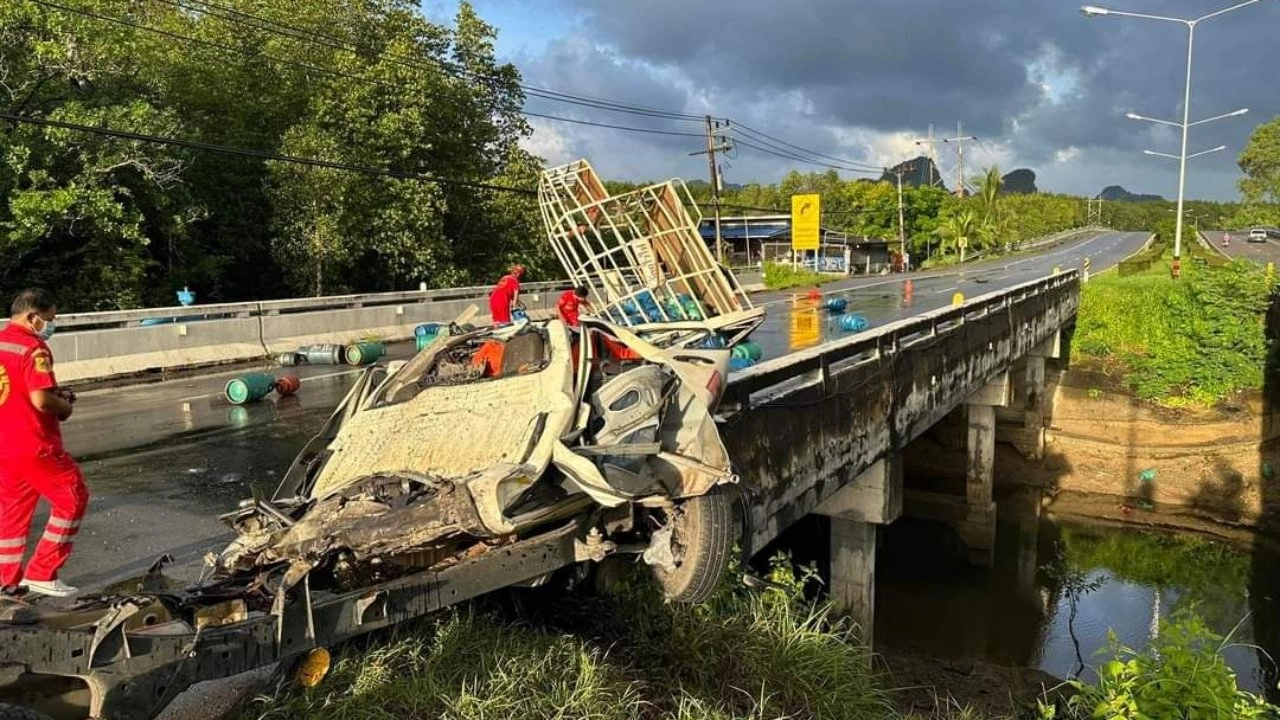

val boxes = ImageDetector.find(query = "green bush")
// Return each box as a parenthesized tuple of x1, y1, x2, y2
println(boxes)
(1040, 610, 1278, 720)
(237, 556, 894, 720)
(1074, 254, 1271, 405)
(762, 262, 836, 290)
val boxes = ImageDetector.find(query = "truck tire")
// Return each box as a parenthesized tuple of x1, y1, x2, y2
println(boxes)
(0, 704, 54, 720)
(652, 486, 733, 604)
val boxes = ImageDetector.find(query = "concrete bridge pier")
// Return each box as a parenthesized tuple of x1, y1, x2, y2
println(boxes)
(954, 372, 1012, 567)
(996, 332, 1061, 460)
(813, 455, 904, 647)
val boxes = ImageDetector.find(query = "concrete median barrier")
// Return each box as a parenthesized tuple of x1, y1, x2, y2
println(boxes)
(50, 282, 569, 384)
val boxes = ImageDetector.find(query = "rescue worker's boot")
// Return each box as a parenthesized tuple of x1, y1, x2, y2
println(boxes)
(19, 578, 78, 598)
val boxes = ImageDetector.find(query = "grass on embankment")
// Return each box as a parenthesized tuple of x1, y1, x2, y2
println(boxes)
(235, 554, 1279, 720)
(1073, 250, 1272, 406)
(237, 559, 895, 720)
(762, 262, 841, 290)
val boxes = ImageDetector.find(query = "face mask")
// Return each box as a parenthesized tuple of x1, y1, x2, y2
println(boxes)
(33, 317, 56, 341)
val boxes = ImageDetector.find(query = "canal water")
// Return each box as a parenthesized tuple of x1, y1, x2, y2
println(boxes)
(873, 506, 1280, 700)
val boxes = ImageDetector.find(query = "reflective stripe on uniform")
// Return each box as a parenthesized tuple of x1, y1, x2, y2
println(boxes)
(0, 538, 25, 548)
(48, 516, 80, 530)
(0, 341, 28, 355)
(40, 527, 77, 543)
(0, 550, 24, 562)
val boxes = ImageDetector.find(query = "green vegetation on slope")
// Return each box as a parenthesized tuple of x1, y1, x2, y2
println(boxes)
(236, 554, 1278, 720)
(1073, 248, 1271, 405)
(238, 557, 893, 720)
(762, 262, 838, 290)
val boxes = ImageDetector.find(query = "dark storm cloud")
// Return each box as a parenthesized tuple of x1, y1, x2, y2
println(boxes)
(513, 0, 1280, 198)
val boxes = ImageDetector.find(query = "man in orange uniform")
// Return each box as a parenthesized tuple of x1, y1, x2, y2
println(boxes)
(556, 286, 592, 328)
(488, 264, 525, 326)
(0, 289, 85, 598)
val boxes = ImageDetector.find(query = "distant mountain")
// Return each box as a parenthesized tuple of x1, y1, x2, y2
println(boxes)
(1100, 185, 1164, 202)
(1001, 168, 1037, 194)
(881, 156, 947, 191)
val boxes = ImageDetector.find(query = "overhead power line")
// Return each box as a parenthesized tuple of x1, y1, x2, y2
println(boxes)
(0, 112, 537, 195)
(29, 0, 708, 140)
(158, 0, 716, 124)
(731, 121, 884, 172)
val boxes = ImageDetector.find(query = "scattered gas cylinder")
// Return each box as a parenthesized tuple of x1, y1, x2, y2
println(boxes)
(731, 341, 764, 362)
(729, 356, 757, 372)
(273, 375, 301, 398)
(415, 323, 445, 352)
(276, 352, 304, 367)
(344, 342, 386, 366)
(225, 373, 276, 405)
(824, 297, 848, 313)
(839, 314, 869, 332)
(300, 344, 343, 365)
(1138, 468, 1157, 483)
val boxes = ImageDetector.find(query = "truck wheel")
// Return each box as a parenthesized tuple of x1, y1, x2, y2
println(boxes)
(652, 486, 733, 604)
(0, 704, 54, 720)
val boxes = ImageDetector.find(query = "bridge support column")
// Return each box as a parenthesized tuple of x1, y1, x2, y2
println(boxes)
(959, 373, 1009, 567)
(997, 335, 1058, 459)
(830, 517, 876, 648)
(814, 456, 903, 650)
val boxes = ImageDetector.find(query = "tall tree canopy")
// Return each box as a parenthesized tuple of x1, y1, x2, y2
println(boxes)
(0, 0, 544, 309)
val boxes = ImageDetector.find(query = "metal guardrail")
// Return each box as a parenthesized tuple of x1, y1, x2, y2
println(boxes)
(725, 269, 1080, 407)
(56, 281, 571, 331)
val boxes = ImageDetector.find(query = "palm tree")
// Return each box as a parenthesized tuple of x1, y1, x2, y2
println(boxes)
(934, 209, 978, 262)
(976, 166, 1007, 251)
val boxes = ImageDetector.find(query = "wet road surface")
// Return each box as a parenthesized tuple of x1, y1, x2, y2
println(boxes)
(36, 230, 1147, 589)
(1212, 229, 1280, 266)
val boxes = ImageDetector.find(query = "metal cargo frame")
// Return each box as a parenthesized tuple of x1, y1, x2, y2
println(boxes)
(538, 159, 764, 346)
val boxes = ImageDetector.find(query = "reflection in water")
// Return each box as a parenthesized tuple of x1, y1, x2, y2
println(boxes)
(789, 297, 821, 352)
(875, 492, 1279, 700)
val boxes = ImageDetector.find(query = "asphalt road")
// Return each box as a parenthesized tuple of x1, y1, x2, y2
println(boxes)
(27, 229, 1148, 592)
(1211, 229, 1280, 266)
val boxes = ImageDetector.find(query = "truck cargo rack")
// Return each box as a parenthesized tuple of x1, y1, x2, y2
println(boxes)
(538, 159, 764, 347)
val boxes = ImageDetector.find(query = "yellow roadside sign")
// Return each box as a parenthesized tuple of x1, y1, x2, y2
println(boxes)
(791, 194, 821, 251)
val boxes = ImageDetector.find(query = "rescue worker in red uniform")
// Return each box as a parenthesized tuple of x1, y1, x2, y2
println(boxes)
(0, 289, 85, 598)
(488, 264, 525, 326)
(556, 286, 592, 328)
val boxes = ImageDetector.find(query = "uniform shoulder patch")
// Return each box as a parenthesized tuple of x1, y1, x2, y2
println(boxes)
(32, 349, 52, 374)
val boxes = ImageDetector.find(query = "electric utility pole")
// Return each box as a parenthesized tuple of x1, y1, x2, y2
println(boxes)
(690, 116, 733, 263)
(940, 121, 977, 198)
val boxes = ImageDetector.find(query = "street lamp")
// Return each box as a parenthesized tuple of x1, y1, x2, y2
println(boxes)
(1082, 0, 1267, 271)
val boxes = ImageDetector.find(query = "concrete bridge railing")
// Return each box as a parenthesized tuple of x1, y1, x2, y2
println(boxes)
(50, 281, 571, 383)
(721, 270, 1079, 641)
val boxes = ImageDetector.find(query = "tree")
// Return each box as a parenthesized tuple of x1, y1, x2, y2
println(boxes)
(934, 209, 978, 261)
(1238, 116, 1280, 206)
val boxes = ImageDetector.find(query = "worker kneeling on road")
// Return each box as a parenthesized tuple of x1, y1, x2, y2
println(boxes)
(557, 285, 592, 328)
(0, 289, 86, 599)
(488, 264, 525, 326)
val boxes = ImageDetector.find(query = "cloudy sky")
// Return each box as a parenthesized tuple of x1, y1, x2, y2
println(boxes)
(424, 0, 1279, 201)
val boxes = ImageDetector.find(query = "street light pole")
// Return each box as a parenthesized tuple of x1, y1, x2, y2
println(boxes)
(1173, 23, 1195, 264)
(1082, 0, 1267, 275)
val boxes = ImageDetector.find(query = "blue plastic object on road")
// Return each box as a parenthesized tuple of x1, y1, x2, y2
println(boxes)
(839, 314, 869, 332)
(824, 297, 848, 313)
(511, 307, 529, 323)
(729, 356, 757, 371)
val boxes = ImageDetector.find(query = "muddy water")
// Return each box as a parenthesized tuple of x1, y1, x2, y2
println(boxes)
(873, 495, 1280, 700)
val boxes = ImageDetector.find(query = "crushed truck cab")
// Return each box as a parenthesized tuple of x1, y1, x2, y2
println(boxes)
(0, 318, 740, 720)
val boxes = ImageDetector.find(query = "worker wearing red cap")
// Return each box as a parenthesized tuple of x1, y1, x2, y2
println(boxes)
(0, 288, 86, 598)
(557, 286, 592, 329)
(488, 265, 525, 326)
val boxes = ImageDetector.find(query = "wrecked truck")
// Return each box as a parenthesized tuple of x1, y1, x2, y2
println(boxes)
(0, 317, 740, 720)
